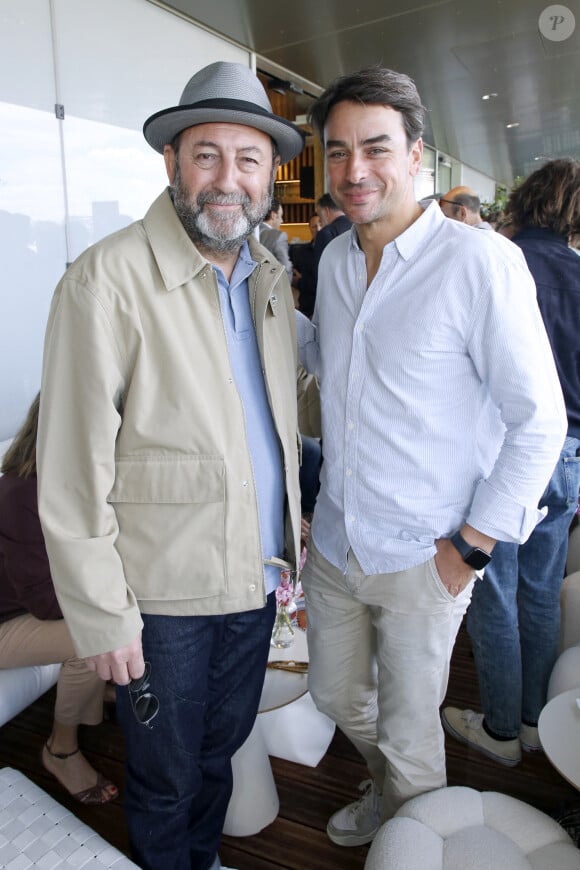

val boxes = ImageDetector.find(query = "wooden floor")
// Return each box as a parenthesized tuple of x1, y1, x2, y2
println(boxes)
(1, 623, 578, 869)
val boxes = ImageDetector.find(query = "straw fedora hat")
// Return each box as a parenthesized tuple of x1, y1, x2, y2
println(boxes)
(143, 61, 305, 165)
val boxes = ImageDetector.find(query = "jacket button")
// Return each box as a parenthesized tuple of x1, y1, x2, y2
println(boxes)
(249, 584, 256, 592)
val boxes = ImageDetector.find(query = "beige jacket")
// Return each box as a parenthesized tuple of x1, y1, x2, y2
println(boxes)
(37, 190, 301, 658)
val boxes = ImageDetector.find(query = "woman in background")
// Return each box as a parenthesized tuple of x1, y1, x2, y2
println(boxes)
(0, 394, 117, 804)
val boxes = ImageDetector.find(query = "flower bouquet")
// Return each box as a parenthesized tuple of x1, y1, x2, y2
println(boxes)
(271, 569, 297, 649)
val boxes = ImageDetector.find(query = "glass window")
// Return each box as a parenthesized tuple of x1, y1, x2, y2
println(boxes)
(0, 1, 67, 438)
(414, 144, 435, 200)
(53, 0, 251, 254)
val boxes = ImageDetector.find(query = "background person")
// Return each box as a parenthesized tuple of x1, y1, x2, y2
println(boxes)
(37, 61, 304, 870)
(439, 185, 493, 229)
(291, 213, 321, 316)
(0, 394, 116, 805)
(259, 195, 294, 281)
(443, 157, 580, 765)
(297, 65, 566, 849)
(313, 192, 352, 273)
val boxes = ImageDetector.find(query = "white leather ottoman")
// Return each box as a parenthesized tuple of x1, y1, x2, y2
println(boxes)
(0, 665, 61, 729)
(0, 767, 138, 868)
(365, 786, 580, 870)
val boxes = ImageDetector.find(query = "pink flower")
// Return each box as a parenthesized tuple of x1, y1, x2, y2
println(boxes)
(276, 573, 294, 607)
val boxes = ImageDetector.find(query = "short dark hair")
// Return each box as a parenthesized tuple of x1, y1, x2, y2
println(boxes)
(317, 192, 339, 211)
(308, 65, 426, 147)
(450, 192, 481, 215)
(268, 196, 282, 214)
(505, 158, 580, 237)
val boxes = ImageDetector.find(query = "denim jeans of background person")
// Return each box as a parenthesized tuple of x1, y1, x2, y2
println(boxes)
(37, 62, 304, 870)
(297, 67, 566, 849)
(460, 439, 580, 763)
(442, 158, 580, 767)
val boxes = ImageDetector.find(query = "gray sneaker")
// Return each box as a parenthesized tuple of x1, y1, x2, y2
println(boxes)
(327, 779, 381, 846)
(441, 707, 522, 766)
(520, 723, 542, 752)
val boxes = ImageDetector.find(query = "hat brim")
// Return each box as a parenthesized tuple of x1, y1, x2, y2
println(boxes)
(143, 99, 305, 165)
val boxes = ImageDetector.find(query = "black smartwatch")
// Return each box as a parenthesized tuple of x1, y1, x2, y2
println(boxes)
(450, 531, 492, 570)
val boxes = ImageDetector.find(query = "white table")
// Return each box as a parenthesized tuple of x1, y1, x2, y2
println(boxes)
(260, 626, 309, 712)
(223, 628, 312, 837)
(538, 687, 580, 790)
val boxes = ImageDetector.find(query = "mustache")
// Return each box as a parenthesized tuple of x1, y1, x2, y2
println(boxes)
(196, 190, 251, 208)
(338, 182, 377, 193)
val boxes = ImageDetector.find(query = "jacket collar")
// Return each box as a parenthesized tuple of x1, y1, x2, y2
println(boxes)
(143, 189, 280, 292)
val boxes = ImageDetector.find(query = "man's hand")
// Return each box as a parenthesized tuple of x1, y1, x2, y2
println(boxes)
(434, 538, 475, 597)
(434, 525, 496, 597)
(85, 633, 145, 685)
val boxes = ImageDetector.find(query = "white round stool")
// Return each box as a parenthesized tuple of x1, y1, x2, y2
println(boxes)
(365, 786, 580, 870)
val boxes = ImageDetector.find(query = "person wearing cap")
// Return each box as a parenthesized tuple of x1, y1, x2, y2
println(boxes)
(36, 62, 305, 870)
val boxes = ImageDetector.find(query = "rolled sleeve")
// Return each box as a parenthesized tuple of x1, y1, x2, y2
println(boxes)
(465, 247, 567, 543)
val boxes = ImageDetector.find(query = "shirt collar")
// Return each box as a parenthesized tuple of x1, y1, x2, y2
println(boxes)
(348, 199, 444, 262)
(394, 199, 444, 260)
(212, 240, 257, 292)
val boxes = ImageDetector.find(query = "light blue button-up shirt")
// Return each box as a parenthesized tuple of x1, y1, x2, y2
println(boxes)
(297, 201, 566, 575)
(214, 242, 284, 594)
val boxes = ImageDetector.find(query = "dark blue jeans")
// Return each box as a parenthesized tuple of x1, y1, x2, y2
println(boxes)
(467, 436, 580, 737)
(115, 593, 276, 870)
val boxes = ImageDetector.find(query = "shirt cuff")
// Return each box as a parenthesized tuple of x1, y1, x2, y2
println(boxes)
(467, 478, 547, 544)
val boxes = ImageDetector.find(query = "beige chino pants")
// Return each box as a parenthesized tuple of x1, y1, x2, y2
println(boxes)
(302, 540, 474, 820)
(0, 614, 105, 726)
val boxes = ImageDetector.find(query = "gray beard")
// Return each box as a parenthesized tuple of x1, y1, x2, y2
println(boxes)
(171, 162, 274, 255)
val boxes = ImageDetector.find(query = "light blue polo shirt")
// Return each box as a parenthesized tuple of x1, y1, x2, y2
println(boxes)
(213, 241, 284, 595)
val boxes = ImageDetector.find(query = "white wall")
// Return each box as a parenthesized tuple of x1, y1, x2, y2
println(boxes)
(460, 165, 497, 205)
(0, 0, 249, 439)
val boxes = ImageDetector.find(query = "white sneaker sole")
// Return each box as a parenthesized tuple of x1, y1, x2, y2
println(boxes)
(326, 820, 379, 847)
(521, 740, 543, 753)
(441, 710, 521, 767)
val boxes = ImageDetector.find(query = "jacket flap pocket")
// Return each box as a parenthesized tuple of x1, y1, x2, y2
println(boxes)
(108, 456, 224, 504)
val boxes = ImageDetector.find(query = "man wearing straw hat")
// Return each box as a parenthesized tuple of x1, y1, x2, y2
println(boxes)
(37, 62, 304, 870)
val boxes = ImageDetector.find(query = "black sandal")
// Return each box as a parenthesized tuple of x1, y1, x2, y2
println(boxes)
(42, 742, 119, 805)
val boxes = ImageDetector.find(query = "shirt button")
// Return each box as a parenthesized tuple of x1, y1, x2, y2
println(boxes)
(249, 584, 256, 592)
(242, 480, 248, 487)
(348, 514, 355, 522)
(348, 422, 354, 430)
(346, 468, 352, 476)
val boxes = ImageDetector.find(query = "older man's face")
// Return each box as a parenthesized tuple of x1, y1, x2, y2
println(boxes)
(165, 122, 278, 255)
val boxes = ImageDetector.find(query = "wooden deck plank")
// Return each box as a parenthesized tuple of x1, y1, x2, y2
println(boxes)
(1, 623, 577, 867)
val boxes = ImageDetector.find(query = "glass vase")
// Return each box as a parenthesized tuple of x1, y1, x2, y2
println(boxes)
(271, 602, 295, 649)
